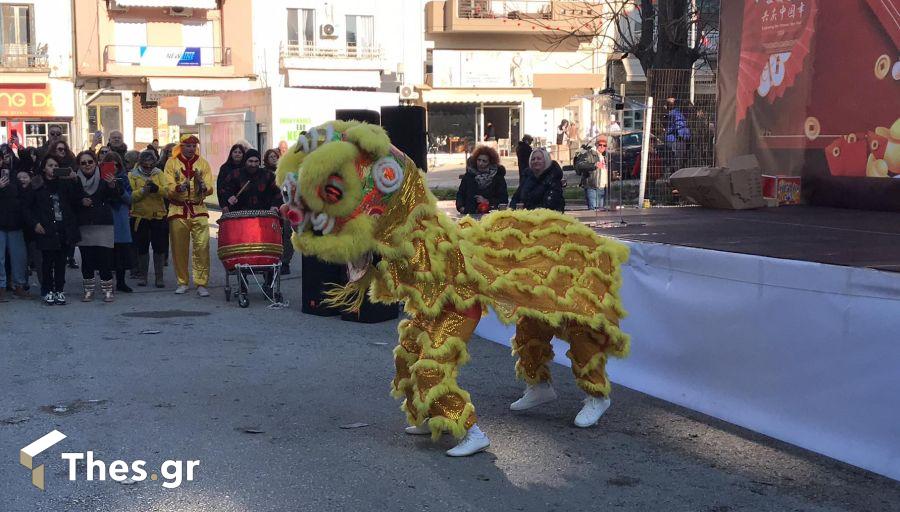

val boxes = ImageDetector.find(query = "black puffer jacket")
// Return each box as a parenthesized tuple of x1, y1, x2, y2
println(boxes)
(23, 177, 83, 250)
(456, 165, 509, 215)
(510, 161, 565, 212)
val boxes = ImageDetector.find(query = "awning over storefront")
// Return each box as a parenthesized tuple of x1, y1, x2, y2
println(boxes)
(114, 0, 218, 8)
(146, 77, 255, 100)
(285, 69, 381, 89)
(421, 89, 533, 104)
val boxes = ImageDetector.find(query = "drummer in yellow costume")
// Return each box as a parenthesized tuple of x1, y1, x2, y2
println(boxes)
(164, 135, 214, 297)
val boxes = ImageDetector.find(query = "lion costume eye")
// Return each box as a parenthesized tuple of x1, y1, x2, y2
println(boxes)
(371, 156, 404, 194)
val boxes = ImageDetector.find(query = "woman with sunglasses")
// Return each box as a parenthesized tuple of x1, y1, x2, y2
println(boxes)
(74, 150, 123, 302)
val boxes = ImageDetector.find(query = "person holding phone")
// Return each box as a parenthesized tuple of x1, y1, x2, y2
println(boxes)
(129, 150, 169, 288)
(75, 150, 122, 302)
(0, 159, 29, 301)
(164, 134, 213, 297)
(23, 156, 83, 304)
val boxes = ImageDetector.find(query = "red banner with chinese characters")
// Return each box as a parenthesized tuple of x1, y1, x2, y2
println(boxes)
(720, 0, 900, 183)
(0, 84, 56, 117)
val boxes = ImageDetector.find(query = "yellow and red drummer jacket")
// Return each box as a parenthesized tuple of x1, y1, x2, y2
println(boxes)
(163, 153, 214, 219)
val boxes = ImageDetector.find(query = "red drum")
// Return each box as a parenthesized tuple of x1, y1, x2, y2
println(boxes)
(217, 210, 284, 270)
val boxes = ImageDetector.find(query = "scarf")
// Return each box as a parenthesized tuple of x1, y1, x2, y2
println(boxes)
(78, 168, 100, 196)
(131, 166, 160, 180)
(474, 166, 498, 190)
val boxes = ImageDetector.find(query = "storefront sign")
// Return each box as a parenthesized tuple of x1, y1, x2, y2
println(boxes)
(139, 47, 202, 67)
(279, 117, 313, 144)
(0, 85, 56, 117)
(432, 50, 594, 89)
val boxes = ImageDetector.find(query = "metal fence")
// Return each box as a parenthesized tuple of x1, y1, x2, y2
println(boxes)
(641, 68, 718, 206)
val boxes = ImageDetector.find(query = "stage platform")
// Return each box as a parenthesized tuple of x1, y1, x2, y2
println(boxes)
(457, 204, 900, 482)
(568, 205, 900, 272)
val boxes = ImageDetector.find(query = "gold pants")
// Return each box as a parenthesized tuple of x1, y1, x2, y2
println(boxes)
(169, 216, 210, 287)
(391, 308, 480, 440)
(512, 316, 612, 398)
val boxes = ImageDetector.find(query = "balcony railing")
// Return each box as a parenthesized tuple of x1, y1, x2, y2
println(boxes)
(458, 0, 552, 19)
(282, 43, 383, 60)
(0, 44, 49, 69)
(103, 45, 231, 69)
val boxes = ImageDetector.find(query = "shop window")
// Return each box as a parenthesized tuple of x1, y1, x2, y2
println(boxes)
(23, 122, 69, 148)
(345, 15, 374, 56)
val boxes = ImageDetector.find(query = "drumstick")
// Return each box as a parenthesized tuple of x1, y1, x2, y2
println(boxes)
(235, 180, 251, 198)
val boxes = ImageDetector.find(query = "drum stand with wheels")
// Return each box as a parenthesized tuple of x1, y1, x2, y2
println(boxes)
(224, 262, 284, 308)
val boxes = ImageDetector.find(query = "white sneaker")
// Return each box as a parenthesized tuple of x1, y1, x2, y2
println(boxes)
(445, 425, 490, 457)
(196, 286, 210, 297)
(44, 292, 55, 305)
(174, 285, 189, 294)
(510, 382, 558, 411)
(574, 396, 611, 428)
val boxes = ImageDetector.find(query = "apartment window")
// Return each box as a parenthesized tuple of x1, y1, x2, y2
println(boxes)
(287, 8, 316, 47)
(345, 15, 374, 55)
(1, 4, 32, 46)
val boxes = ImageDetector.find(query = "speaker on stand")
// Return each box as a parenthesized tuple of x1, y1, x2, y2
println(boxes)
(300, 254, 346, 316)
(380, 105, 428, 172)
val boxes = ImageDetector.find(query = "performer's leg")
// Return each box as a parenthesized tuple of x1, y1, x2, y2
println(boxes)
(189, 217, 211, 287)
(391, 319, 424, 428)
(511, 316, 556, 385)
(562, 322, 611, 398)
(168, 218, 190, 287)
(561, 321, 613, 427)
(407, 308, 480, 441)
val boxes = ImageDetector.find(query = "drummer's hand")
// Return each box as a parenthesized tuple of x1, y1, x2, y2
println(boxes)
(227, 195, 238, 206)
(269, 206, 279, 214)
(176, 183, 189, 193)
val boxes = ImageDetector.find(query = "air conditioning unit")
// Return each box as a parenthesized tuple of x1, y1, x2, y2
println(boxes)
(108, 0, 129, 12)
(169, 7, 193, 17)
(320, 23, 338, 39)
(398, 84, 419, 101)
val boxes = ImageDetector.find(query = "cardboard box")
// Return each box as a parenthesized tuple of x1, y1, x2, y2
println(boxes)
(670, 165, 765, 210)
(762, 175, 803, 205)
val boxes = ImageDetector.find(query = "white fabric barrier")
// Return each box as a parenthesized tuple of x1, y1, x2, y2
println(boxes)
(475, 241, 900, 481)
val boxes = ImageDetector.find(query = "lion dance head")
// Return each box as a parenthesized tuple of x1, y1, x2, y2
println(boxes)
(276, 120, 430, 266)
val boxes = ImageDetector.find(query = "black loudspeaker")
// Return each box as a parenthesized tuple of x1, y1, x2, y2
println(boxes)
(335, 109, 381, 125)
(380, 105, 427, 172)
(300, 254, 346, 317)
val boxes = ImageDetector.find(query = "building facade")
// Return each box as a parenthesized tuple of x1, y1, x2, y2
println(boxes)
(421, 0, 609, 158)
(71, 0, 256, 154)
(0, 0, 76, 149)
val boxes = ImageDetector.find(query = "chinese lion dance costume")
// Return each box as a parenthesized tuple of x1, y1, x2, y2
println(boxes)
(277, 121, 629, 456)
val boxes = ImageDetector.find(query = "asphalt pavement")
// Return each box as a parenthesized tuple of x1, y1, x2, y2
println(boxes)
(1, 225, 898, 511)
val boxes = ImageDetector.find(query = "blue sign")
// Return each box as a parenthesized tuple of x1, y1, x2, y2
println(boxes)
(178, 47, 202, 66)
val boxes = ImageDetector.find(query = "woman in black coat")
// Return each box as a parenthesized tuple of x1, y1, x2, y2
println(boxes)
(510, 148, 565, 212)
(74, 150, 123, 302)
(217, 143, 245, 207)
(456, 145, 508, 215)
(23, 156, 84, 304)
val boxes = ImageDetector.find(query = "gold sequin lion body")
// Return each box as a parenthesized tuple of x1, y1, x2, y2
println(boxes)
(277, 121, 629, 439)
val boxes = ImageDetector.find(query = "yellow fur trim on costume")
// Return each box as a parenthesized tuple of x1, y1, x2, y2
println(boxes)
(297, 141, 362, 217)
(344, 123, 391, 159)
(322, 269, 376, 313)
(293, 215, 377, 264)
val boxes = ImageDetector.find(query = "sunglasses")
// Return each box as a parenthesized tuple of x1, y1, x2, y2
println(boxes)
(80, 160, 95, 165)
(50, 132, 62, 136)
